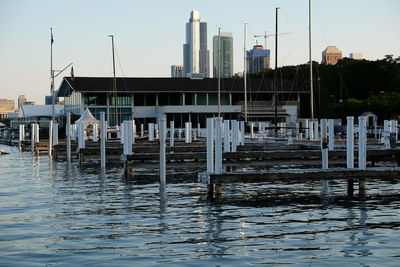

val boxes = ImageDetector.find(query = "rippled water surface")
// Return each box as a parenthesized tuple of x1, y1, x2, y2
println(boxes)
(1, 144, 400, 266)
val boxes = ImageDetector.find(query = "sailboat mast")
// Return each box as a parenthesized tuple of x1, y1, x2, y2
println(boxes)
(274, 8, 279, 136)
(217, 27, 221, 118)
(243, 22, 248, 123)
(109, 35, 118, 125)
(50, 28, 55, 122)
(309, 0, 314, 120)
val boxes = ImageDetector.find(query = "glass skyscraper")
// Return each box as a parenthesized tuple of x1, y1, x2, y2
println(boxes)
(213, 32, 233, 78)
(183, 10, 210, 78)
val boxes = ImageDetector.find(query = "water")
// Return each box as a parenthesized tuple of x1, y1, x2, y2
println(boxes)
(1, 144, 400, 266)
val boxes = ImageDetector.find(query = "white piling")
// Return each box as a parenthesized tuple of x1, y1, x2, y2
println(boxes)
(148, 123, 154, 141)
(71, 124, 77, 140)
(35, 123, 39, 143)
(120, 123, 124, 144)
(304, 119, 309, 139)
(92, 124, 98, 142)
(185, 122, 190, 143)
(31, 124, 35, 153)
(321, 119, 328, 169)
(347, 116, 354, 168)
(232, 120, 239, 152)
(197, 123, 201, 139)
(258, 121, 262, 139)
(358, 116, 367, 170)
(159, 118, 167, 185)
(77, 122, 85, 149)
(140, 123, 144, 138)
(314, 120, 319, 141)
(169, 121, 175, 147)
(48, 120, 53, 157)
(155, 123, 159, 140)
(123, 121, 133, 155)
(215, 117, 223, 175)
(328, 119, 334, 151)
(19, 124, 25, 150)
(206, 118, 214, 174)
(100, 112, 106, 169)
(250, 122, 254, 139)
(308, 120, 314, 140)
(66, 113, 71, 162)
(224, 120, 230, 152)
(240, 121, 245, 145)
(132, 122, 136, 144)
(53, 122, 58, 146)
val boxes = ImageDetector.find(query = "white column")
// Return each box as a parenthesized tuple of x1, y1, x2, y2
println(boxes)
(71, 124, 77, 141)
(169, 121, 175, 147)
(189, 122, 192, 143)
(132, 121, 136, 144)
(231, 120, 239, 152)
(53, 122, 58, 146)
(258, 121, 262, 138)
(148, 123, 154, 141)
(197, 123, 201, 138)
(66, 113, 71, 162)
(328, 119, 334, 151)
(140, 123, 144, 138)
(120, 123, 124, 144)
(358, 116, 367, 170)
(347, 116, 354, 169)
(92, 124, 98, 142)
(123, 121, 133, 155)
(159, 118, 167, 185)
(321, 119, 328, 169)
(224, 120, 230, 152)
(35, 123, 39, 143)
(215, 117, 223, 175)
(250, 122, 254, 139)
(77, 122, 85, 149)
(240, 121, 245, 145)
(155, 123, 159, 139)
(100, 112, 106, 169)
(314, 120, 319, 141)
(31, 123, 35, 153)
(206, 118, 214, 174)
(48, 120, 53, 157)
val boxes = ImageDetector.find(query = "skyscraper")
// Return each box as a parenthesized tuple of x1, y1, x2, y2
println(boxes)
(213, 32, 233, 78)
(322, 46, 342, 65)
(247, 45, 270, 74)
(18, 95, 27, 108)
(183, 10, 210, 78)
(171, 65, 184, 77)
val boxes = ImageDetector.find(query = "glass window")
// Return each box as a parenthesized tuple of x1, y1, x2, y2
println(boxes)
(196, 93, 207, 105)
(158, 93, 169, 106)
(185, 93, 194, 105)
(208, 93, 217, 105)
(134, 93, 145, 106)
(169, 93, 181, 105)
(146, 93, 156, 106)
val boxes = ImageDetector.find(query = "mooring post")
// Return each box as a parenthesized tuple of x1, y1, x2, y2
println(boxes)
(206, 118, 214, 196)
(224, 119, 230, 152)
(19, 124, 24, 150)
(66, 113, 71, 163)
(304, 119, 309, 139)
(77, 122, 85, 150)
(35, 123, 40, 143)
(53, 122, 58, 146)
(71, 124, 76, 141)
(240, 121, 245, 145)
(92, 124, 98, 142)
(215, 117, 223, 175)
(155, 123, 159, 140)
(231, 120, 238, 152)
(100, 112, 106, 169)
(314, 120, 319, 141)
(185, 122, 190, 143)
(48, 120, 53, 157)
(309, 120, 314, 141)
(250, 122, 254, 139)
(383, 120, 390, 148)
(321, 119, 328, 169)
(31, 124, 35, 153)
(169, 121, 174, 147)
(140, 123, 144, 138)
(158, 118, 166, 185)
(347, 116, 354, 169)
(120, 123, 124, 144)
(258, 121, 262, 139)
(328, 119, 334, 151)
(358, 116, 367, 170)
(148, 123, 154, 141)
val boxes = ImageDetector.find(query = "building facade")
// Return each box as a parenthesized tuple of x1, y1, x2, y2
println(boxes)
(18, 95, 27, 108)
(0, 98, 15, 119)
(57, 77, 308, 128)
(247, 45, 270, 74)
(349, 53, 363, 60)
(213, 32, 233, 78)
(171, 65, 183, 78)
(322, 46, 342, 65)
(183, 10, 210, 78)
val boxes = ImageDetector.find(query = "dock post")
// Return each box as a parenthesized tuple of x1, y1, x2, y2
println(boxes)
(258, 122, 262, 139)
(224, 120, 230, 152)
(169, 121, 174, 147)
(321, 119, 328, 169)
(140, 123, 144, 138)
(30, 124, 35, 154)
(347, 116, 354, 169)
(314, 120, 319, 141)
(308, 120, 314, 140)
(185, 122, 190, 143)
(206, 118, 214, 196)
(100, 112, 106, 169)
(53, 122, 58, 146)
(92, 124, 98, 142)
(159, 118, 167, 185)
(231, 120, 238, 152)
(49, 120, 53, 157)
(250, 122, 254, 139)
(197, 123, 201, 138)
(35, 123, 40, 143)
(328, 119, 334, 151)
(71, 124, 76, 140)
(19, 124, 25, 150)
(148, 123, 154, 141)
(155, 123, 159, 140)
(215, 117, 223, 175)
(66, 113, 71, 162)
(359, 178, 366, 197)
(358, 116, 367, 170)
(383, 120, 390, 148)
(240, 121, 245, 145)
(120, 123, 124, 144)
(304, 119, 309, 139)
(77, 122, 85, 150)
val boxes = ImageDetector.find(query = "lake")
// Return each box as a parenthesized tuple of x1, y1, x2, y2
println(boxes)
(1, 144, 399, 266)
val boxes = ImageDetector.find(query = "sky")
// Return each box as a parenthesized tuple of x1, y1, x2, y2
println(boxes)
(0, 0, 399, 105)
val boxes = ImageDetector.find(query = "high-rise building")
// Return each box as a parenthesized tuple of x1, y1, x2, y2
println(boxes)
(349, 53, 363, 60)
(171, 65, 184, 77)
(18, 95, 27, 108)
(0, 98, 15, 119)
(213, 32, 233, 78)
(183, 10, 210, 78)
(246, 45, 270, 74)
(322, 46, 342, 65)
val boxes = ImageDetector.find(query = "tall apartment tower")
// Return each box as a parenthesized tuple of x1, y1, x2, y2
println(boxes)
(183, 10, 210, 78)
(246, 45, 270, 74)
(18, 95, 27, 108)
(171, 65, 184, 77)
(322, 46, 342, 65)
(213, 32, 233, 78)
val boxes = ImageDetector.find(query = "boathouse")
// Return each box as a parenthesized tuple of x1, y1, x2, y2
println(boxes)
(57, 77, 309, 127)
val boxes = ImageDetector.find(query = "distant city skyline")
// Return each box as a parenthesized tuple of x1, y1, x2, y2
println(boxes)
(213, 32, 233, 78)
(0, 0, 399, 104)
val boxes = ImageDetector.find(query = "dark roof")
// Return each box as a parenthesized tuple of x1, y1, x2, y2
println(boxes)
(57, 77, 307, 97)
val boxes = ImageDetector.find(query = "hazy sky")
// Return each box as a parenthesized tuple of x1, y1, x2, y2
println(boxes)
(0, 0, 399, 105)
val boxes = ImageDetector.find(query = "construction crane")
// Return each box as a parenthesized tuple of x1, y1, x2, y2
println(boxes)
(254, 31, 292, 49)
